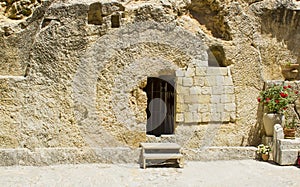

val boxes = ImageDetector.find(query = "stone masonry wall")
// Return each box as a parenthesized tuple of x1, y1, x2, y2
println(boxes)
(176, 66, 235, 123)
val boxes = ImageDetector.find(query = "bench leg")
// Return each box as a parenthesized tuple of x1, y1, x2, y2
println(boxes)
(178, 158, 184, 168)
(143, 158, 146, 169)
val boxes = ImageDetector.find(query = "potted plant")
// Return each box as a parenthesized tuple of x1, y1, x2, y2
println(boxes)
(281, 61, 299, 81)
(284, 114, 298, 139)
(257, 84, 299, 136)
(256, 144, 272, 161)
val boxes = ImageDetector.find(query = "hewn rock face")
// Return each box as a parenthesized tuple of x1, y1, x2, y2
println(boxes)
(0, 0, 300, 164)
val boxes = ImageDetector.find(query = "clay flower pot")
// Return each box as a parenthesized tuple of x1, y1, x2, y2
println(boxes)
(284, 128, 296, 139)
(256, 144, 271, 161)
(261, 153, 270, 161)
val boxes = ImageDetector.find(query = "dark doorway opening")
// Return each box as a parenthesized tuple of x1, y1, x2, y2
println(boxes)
(111, 14, 120, 28)
(143, 76, 175, 137)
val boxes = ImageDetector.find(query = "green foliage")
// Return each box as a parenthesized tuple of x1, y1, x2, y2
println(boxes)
(285, 61, 292, 66)
(256, 144, 271, 155)
(285, 113, 298, 129)
(257, 84, 299, 113)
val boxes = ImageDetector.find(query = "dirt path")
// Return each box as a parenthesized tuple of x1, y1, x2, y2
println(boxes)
(0, 160, 299, 187)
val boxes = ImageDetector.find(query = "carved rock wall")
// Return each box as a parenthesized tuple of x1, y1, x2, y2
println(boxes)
(0, 0, 300, 164)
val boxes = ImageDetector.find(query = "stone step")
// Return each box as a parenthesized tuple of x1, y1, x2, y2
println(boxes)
(277, 149, 299, 166)
(278, 138, 300, 150)
(0, 76, 26, 80)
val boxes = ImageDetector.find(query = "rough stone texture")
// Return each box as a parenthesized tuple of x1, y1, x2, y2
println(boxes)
(0, 146, 256, 166)
(182, 146, 257, 161)
(0, 0, 41, 20)
(0, 147, 141, 166)
(276, 138, 300, 165)
(1, 0, 300, 165)
(176, 66, 236, 124)
(274, 124, 300, 165)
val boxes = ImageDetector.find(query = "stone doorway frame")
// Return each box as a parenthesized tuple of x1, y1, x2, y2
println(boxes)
(144, 75, 176, 137)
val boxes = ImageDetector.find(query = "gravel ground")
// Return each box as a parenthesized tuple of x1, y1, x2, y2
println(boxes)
(0, 160, 299, 187)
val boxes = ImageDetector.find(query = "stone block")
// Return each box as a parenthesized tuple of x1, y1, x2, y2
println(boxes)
(176, 85, 189, 95)
(202, 112, 211, 122)
(201, 87, 212, 95)
(190, 86, 201, 95)
(188, 104, 200, 111)
(224, 86, 235, 94)
(184, 95, 201, 104)
(177, 77, 183, 85)
(182, 147, 256, 161)
(224, 76, 233, 86)
(176, 95, 184, 103)
(278, 138, 300, 150)
(274, 137, 300, 165)
(211, 112, 222, 121)
(221, 112, 230, 122)
(193, 112, 201, 122)
(211, 95, 221, 103)
(212, 86, 224, 95)
(220, 94, 235, 103)
(175, 69, 185, 77)
(176, 103, 188, 112)
(198, 104, 210, 113)
(216, 76, 225, 85)
(195, 67, 206, 76)
(185, 67, 195, 77)
(183, 77, 193, 87)
(184, 112, 194, 123)
(224, 103, 236, 112)
(277, 149, 298, 165)
(194, 77, 205, 86)
(176, 113, 184, 122)
(211, 103, 225, 113)
(185, 95, 210, 104)
(207, 67, 228, 76)
(205, 76, 217, 86)
(199, 95, 211, 104)
(230, 112, 236, 122)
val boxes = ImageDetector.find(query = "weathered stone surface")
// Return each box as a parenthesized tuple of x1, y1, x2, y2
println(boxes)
(0, 147, 141, 166)
(276, 148, 299, 166)
(0, 146, 257, 166)
(183, 147, 256, 161)
(0, 0, 300, 165)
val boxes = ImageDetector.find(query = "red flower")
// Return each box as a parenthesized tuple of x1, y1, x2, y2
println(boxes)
(295, 91, 299, 94)
(266, 98, 270, 103)
(288, 85, 292, 88)
(275, 100, 279, 103)
(257, 97, 261, 102)
(283, 107, 287, 110)
(280, 92, 288, 98)
(283, 86, 287, 89)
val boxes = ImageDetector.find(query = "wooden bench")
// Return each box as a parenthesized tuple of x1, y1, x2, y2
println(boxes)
(140, 143, 184, 169)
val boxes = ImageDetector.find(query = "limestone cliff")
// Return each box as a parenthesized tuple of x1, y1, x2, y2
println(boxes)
(0, 0, 300, 163)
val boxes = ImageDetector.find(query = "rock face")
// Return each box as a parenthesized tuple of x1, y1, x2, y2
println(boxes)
(0, 0, 300, 164)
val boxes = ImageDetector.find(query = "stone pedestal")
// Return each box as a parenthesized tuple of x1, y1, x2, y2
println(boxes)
(262, 136, 273, 145)
(273, 124, 300, 165)
(275, 138, 300, 165)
